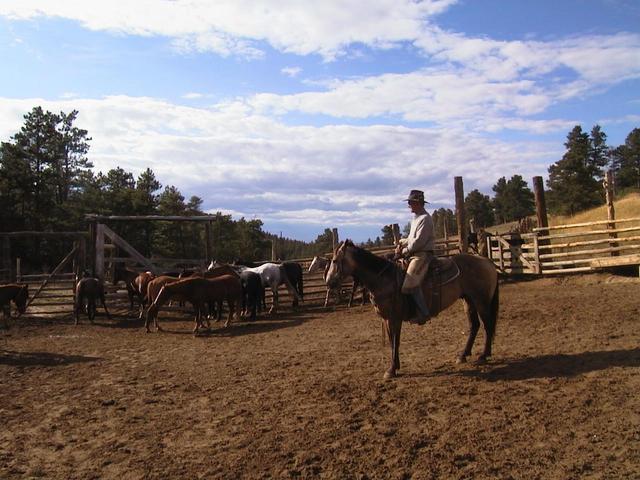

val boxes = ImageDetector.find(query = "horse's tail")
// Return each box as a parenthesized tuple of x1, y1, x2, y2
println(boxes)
(297, 268, 304, 301)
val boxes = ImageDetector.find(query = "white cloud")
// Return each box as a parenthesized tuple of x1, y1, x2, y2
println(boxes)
(0, 0, 456, 60)
(281, 66, 302, 78)
(0, 95, 554, 240)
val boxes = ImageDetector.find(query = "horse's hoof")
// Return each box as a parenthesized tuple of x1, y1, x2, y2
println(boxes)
(383, 370, 396, 380)
(456, 356, 467, 364)
(475, 356, 487, 365)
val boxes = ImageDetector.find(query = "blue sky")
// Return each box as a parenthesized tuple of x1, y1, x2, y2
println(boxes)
(1, 1, 639, 242)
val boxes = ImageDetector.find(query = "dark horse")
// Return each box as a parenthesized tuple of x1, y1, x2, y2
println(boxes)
(0, 283, 29, 324)
(326, 240, 499, 379)
(281, 261, 304, 308)
(75, 272, 111, 325)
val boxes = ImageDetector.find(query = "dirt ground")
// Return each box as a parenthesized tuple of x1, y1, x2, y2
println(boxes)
(1, 273, 639, 479)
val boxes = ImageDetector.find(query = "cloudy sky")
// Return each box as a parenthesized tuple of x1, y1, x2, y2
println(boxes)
(1, 1, 639, 242)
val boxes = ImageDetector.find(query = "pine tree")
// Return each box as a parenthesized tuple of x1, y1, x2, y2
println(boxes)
(611, 128, 640, 190)
(464, 189, 494, 228)
(492, 175, 534, 223)
(547, 125, 602, 215)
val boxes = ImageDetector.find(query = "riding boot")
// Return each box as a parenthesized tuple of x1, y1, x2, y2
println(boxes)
(409, 287, 430, 325)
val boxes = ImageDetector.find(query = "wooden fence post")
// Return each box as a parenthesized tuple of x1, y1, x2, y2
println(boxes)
(205, 221, 212, 263)
(533, 176, 549, 239)
(88, 219, 97, 275)
(392, 224, 400, 245)
(95, 223, 105, 280)
(332, 228, 339, 251)
(604, 170, 618, 256)
(454, 176, 467, 253)
(532, 233, 541, 274)
(3, 236, 12, 281)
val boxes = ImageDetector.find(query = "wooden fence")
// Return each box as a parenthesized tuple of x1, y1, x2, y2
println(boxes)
(488, 216, 640, 275)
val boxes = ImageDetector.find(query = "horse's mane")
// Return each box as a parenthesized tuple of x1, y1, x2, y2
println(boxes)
(343, 240, 394, 273)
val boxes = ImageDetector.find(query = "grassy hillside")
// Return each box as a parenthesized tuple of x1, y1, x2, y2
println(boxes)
(489, 190, 640, 235)
(550, 191, 640, 227)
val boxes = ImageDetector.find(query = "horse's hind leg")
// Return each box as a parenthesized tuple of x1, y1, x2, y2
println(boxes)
(458, 299, 480, 364)
(88, 299, 96, 323)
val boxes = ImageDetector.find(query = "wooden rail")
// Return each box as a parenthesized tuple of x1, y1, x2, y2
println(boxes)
(488, 217, 640, 275)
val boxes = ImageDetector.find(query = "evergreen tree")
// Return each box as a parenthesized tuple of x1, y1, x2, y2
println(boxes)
(464, 189, 494, 228)
(547, 125, 602, 215)
(0, 107, 92, 231)
(155, 186, 187, 258)
(133, 168, 162, 256)
(380, 225, 395, 245)
(588, 125, 610, 182)
(492, 175, 535, 223)
(312, 228, 334, 255)
(611, 128, 640, 190)
(431, 208, 456, 238)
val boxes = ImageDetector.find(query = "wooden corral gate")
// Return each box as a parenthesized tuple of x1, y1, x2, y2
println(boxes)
(487, 216, 640, 275)
(0, 232, 87, 318)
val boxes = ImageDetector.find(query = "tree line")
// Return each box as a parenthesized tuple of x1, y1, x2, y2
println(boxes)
(1, 107, 638, 270)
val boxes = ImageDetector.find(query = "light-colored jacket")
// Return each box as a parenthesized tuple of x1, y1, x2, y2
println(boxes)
(399, 212, 435, 256)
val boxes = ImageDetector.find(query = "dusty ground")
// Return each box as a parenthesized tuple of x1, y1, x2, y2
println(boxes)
(1, 273, 639, 479)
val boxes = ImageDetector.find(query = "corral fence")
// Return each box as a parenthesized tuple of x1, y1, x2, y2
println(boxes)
(487, 216, 640, 275)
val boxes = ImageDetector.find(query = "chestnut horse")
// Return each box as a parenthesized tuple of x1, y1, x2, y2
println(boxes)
(0, 283, 29, 323)
(146, 275, 242, 333)
(326, 240, 499, 379)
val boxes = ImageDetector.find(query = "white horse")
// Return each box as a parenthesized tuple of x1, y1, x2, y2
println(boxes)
(308, 256, 367, 308)
(208, 260, 300, 314)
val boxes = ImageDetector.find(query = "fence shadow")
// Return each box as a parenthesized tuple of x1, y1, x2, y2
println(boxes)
(416, 348, 640, 381)
(0, 349, 101, 367)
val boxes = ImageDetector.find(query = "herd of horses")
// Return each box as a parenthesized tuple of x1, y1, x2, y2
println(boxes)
(111, 259, 305, 333)
(0, 242, 500, 378)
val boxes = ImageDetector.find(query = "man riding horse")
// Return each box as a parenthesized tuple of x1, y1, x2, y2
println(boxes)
(394, 189, 435, 325)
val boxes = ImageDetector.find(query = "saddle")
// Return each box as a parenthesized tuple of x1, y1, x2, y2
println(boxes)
(397, 257, 460, 317)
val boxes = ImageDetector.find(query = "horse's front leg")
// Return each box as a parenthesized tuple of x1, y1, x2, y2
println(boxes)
(268, 288, 278, 314)
(383, 319, 402, 379)
(458, 299, 480, 364)
(224, 299, 234, 327)
(323, 288, 331, 308)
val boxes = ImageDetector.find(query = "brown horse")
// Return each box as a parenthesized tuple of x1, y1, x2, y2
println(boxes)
(0, 283, 29, 324)
(146, 275, 242, 333)
(144, 275, 181, 332)
(326, 240, 499, 379)
(75, 276, 111, 325)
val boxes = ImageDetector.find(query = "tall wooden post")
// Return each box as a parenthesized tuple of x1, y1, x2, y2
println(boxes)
(454, 176, 467, 253)
(88, 219, 97, 275)
(533, 176, 549, 237)
(532, 176, 549, 273)
(95, 223, 105, 280)
(332, 228, 339, 251)
(205, 221, 212, 263)
(391, 224, 401, 245)
(78, 236, 87, 274)
(2, 236, 12, 281)
(604, 170, 618, 256)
